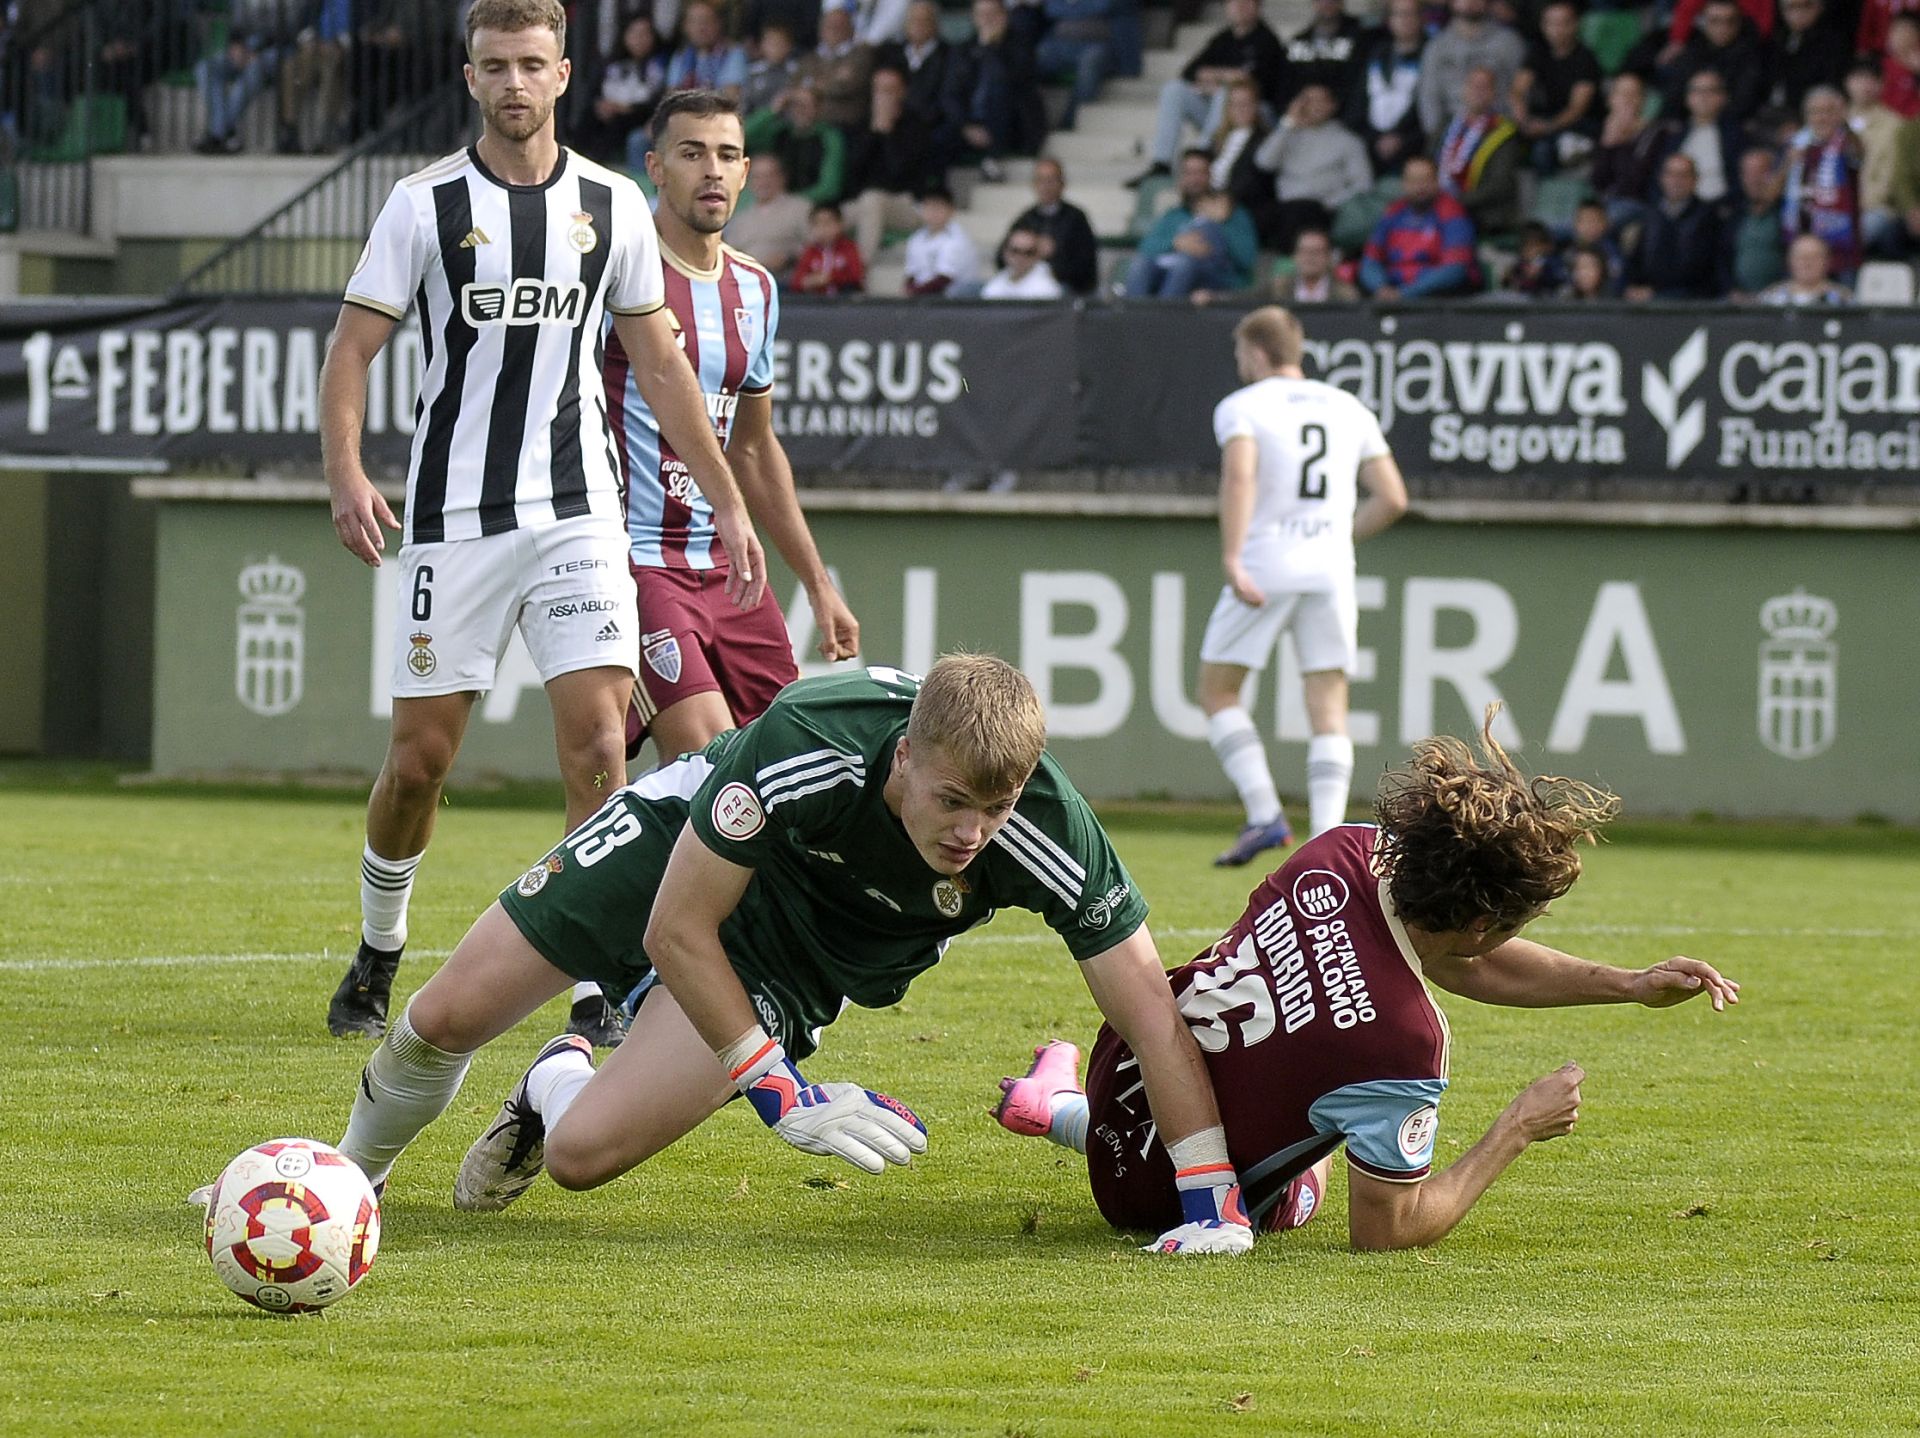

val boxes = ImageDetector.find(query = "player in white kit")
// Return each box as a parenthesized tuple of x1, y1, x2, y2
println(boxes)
(1199, 306, 1408, 867)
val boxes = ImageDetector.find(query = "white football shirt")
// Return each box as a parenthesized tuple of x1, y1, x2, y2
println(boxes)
(345, 146, 665, 544)
(1212, 376, 1391, 590)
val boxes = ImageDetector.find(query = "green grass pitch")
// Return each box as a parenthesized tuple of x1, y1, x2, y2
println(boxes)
(2, 774, 1915, 1436)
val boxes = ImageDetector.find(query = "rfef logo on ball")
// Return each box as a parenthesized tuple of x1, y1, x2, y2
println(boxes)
(712, 782, 766, 840)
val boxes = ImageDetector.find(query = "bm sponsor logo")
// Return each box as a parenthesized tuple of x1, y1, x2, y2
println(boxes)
(462, 280, 587, 327)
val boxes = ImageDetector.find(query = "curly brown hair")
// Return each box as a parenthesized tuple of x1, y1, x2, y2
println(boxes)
(1374, 708, 1620, 935)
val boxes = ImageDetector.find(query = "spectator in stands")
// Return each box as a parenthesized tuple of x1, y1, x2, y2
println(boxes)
(1251, 81, 1373, 250)
(1761, 0, 1850, 129)
(844, 65, 937, 258)
(93, 0, 197, 153)
(1624, 153, 1728, 299)
(1416, 0, 1524, 142)
(1435, 65, 1519, 236)
(763, 84, 848, 202)
(1653, 68, 1745, 208)
(903, 184, 983, 293)
(276, 0, 351, 154)
(1034, 0, 1129, 129)
(1510, 0, 1598, 174)
(195, 26, 282, 154)
(1282, 0, 1367, 113)
(1360, 153, 1477, 298)
(1656, 0, 1764, 127)
(350, 0, 432, 143)
(577, 15, 669, 168)
(1659, 0, 1773, 55)
(1884, 114, 1920, 253)
(1885, 16, 1920, 120)
(1758, 232, 1853, 303)
(944, 0, 1048, 180)
(792, 202, 869, 292)
(1126, 189, 1244, 296)
(1211, 77, 1277, 237)
(1564, 198, 1623, 291)
(798, 1, 877, 131)
(1859, 0, 1920, 56)
(1349, 0, 1427, 178)
(1190, 223, 1360, 304)
(1726, 146, 1788, 293)
(981, 221, 1067, 295)
(1783, 86, 1863, 279)
(998, 154, 1098, 293)
(886, 0, 959, 151)
(1122, 148, 1259, 295)
(1129, 0, 1286, 188)
(1591, 71, 1664, 228)
(741, 21, 801, 117)
(1849, 61, 1905, 257)
(1502, 221, 1566, 294)
(1560, 243, 1613, 299)
(668, 2, 749, 98)
(851, 0, 913, 48)
(728, 151, 813, 275)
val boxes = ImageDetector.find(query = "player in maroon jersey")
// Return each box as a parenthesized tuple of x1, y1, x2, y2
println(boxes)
(995, 714, 1740, 1252)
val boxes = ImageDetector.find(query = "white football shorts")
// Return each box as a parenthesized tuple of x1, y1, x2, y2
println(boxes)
(1199, 583, 1357, 675)
(391, 515, 639, 697)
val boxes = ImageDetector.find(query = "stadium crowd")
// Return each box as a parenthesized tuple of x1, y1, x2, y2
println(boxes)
(6, 0, 1920, 300)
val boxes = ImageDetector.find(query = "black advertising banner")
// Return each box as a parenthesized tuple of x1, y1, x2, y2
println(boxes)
(0, 296, 1078, 473)
(7, 297, 1920, 480)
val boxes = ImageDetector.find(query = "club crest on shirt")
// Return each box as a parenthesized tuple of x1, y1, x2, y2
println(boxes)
(515, 854, 563, 897)
(933, 878, 966, 917)
(642, 628, 682, 683)
(733, 306, 756, 341)
(566, 211, 598, 254)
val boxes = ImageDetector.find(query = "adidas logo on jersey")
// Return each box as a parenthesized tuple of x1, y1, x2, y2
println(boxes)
(594, 620, 622, 643)
(457, 227, 491, 249)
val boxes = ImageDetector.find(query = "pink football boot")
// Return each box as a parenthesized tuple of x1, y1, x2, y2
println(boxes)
(993, 1040, 1084, 1137)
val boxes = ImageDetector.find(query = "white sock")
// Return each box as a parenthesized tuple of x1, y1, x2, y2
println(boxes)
(360, 843, 422, 952)
(1207, 707, 1282, 826)
(1306, 733, 1355, 838)
(1047, 1093, 1090, 1154)
(338, 1002, 473, 1187)
(570, 982, 603, 1006)
(526, 1045, 597, 1127)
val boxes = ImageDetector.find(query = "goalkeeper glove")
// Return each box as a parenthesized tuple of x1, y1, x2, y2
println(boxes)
(726, 1030, 927, 1175)
(1145, 1161, 1254, 1256)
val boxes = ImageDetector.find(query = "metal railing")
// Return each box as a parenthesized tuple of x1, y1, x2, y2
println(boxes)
(173, 76, 470, 296)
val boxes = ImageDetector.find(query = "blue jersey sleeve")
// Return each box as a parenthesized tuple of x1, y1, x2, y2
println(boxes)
(1310, 1077, 1448, 1182)
(744, 272, 779, 394)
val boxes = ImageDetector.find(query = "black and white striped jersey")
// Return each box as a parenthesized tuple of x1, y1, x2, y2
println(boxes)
(345, 145, 664, 545)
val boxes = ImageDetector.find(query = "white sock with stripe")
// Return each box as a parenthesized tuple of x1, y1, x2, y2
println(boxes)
(360, 843, 422, 952)
(1306, 734, 1355, 837)
(1207, 707, 1282, 826)
(338, 1002, 472, 1187)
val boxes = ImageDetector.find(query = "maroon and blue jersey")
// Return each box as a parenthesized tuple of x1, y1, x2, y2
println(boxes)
(1084, 825, 1451, 1232)
(604, 244, 777, 572)
(1362, 194, 1477, 290)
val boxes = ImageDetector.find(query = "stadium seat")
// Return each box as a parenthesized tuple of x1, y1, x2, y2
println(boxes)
(1332, 177, 1401, 254)
(1856, 261, 1916, 305)
(1532, 173, 1590, 229)
(28, 94, 128, 163)
(1581, 8, 1649, 75)
(1128, 171, 1174, 238)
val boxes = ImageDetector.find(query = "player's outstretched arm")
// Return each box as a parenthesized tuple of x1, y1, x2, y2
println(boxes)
(728, 392, 859, 662)
(320, 304, 401, 566)
(1423, 938, 1740, 1012)
(1347, 1062, 1583, 1251)
(644, 828, 924, 1174)
(610, 308, 768, 609)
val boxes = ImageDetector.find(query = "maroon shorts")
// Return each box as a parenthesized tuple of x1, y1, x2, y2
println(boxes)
(1083, 1024, 1325, 1236)
(629, 565, 798, 741)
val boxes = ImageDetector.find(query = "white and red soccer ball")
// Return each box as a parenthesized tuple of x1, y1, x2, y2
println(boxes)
(204, 1139, 380, 1313)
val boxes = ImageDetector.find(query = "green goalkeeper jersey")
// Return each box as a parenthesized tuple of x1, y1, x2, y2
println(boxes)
(685, 665, 1149, 1029)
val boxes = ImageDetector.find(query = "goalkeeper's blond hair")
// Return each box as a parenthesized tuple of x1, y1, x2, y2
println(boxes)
(906, 654, 1047, 796)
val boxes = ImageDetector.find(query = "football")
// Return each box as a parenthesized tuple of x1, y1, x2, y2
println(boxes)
(204, 1139, 381, 1314)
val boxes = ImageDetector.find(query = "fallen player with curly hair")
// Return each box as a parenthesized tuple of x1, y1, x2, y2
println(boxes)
(994, 710, 1741, 1252)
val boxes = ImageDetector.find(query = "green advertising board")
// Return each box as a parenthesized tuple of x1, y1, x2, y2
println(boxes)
(144, 487, 1918, 821)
